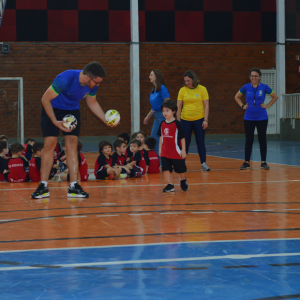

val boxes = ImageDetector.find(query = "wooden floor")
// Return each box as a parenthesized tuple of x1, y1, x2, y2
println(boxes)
(0, 153, 300, 252)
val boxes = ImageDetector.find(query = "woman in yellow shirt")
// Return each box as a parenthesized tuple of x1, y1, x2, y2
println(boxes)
(177, 70, 210, 171)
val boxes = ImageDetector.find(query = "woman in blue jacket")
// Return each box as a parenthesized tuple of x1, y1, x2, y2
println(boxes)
(235, 68, 278, 170)
(143, 69, 170, 156)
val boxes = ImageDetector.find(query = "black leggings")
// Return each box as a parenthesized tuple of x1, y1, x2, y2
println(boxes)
(244, 119, 268, 162)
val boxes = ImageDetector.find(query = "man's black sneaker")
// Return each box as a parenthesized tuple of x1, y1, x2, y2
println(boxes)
(180, 178, 189, 191)
(31, 183, 49, 199)
(163, 184, 175, 193)
(240, 162, 251, 170)
(261, 162, 270, 170)
(67, 183, 89, 198)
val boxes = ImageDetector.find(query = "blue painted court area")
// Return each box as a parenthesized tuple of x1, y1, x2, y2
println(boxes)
(1, 239, 300, 300)
(190, 139, 300, 166)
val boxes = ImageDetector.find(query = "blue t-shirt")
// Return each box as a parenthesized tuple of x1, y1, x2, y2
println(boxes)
(149, 85, 170, 112)
(51, 70, 98, 110)
(239, 83, 273, 121)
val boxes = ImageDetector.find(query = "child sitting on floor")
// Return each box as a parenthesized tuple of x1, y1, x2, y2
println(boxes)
(0, 140, 9, 181)
(5, 143, 30, 183)
(94, 140, 126, 180)
(29, 142, 58, 182)
(61, 140, 89, 182)
(144, 137, 160, 174)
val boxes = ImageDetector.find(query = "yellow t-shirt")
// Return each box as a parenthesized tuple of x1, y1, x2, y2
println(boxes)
(177, 85, 209, 121)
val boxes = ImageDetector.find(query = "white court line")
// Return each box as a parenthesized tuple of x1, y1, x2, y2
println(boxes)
(283, 209, 300, 211)
(0, 219, 17, 222)
(1, 179, 300, 191)
(100, 203, 116, 205)
(1, 252, 300, 272)
(1, 238, 300, 254)
(128, 213, 152, 216)
(97, 215, 119, 217)
(64, 216, 87, 219)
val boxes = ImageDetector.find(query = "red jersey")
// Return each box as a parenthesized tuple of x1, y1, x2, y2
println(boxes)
(0, 156, 7, 181)
(158, 119, 185, 160)
(29, 157, 41, 182)
(57, 150, 66, 163)
(144, 150, 160, 173)
(22, 144, 28, 156)
(112, 152, 126, 166)
(7, 157, 29, 182)
(131, 151, 144, 174)
(139, 149, 147, 175)
(94, 153, 113, 177)
(79, 153, 89, 181)
(54, 143, 61, 161)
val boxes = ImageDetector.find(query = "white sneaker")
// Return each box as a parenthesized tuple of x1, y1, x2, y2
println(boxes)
(201, 162, 210, 171)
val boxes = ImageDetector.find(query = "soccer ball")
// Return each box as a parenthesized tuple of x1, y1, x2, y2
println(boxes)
(105, 109, 120, 126)
(62, 114, 77, 130)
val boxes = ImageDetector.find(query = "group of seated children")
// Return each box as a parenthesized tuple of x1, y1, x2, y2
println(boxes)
(0, 134, 88, 183)
(94, 132, 160, 180)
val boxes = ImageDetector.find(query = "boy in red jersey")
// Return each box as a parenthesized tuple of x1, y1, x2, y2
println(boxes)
(29, 142, 58, 182)
(22, 138, 35, 161)
(117, 132, 130, 158)
(127, 139, 144, 177)
(94, 140, 125, 180)
(0, 135, 12, 159)
(0, 140, 9, 181)
(5, 143, 30, 183)
(61, 140, 89, 182)
(144, 137, 160, 174)
(158, 99, 188, 192)
(112, 139, 142, 178)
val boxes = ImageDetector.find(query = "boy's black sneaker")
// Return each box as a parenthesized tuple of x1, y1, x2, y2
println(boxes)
(180, 178, 189, 191)
(31, 183, 49, 199)
(261, 162, 270, 170)
(67, 183, 89, 198)
(163, 184, 175, 193)
(240, 162, 250, 170)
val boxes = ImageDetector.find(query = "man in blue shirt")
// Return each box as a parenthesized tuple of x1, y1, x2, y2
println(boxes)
(31, 62, 114, 199)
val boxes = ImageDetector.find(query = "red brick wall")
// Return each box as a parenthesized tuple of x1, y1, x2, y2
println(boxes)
(140, 44, 276, 135)
(0, 43, 276, 138)
(286, 43, 300, 94)
(0, 43, 131, 138)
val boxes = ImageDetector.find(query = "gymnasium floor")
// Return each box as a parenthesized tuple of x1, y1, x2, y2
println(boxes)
(0, 139, 300, 300)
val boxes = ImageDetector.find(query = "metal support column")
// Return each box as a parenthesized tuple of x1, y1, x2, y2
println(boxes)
(130, 0, 140, 133)
(276, 0, 286, 134)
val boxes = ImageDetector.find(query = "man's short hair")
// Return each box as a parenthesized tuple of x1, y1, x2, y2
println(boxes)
(77, 140, 83, 152)
(0, 140, 8, 153)
(117, 132, 130, 144)
(130, 139, 142, 147)
(83, 62, 106, 78)
(33, 142, 44, 154)
(144, 137, 156, 150)
(10, 143, 24, 154)
(161, 99, 178, 113)
(0, 135, 8, 141)
(25, 138, 35, 144)
(113, 139, 126, 151)
(99, 140, 112, 153)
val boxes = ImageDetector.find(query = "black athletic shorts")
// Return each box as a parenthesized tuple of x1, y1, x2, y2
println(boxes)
(161, 157, 187, 174)
(40, 107, 81, 137)
(96, 169, 109, 180)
